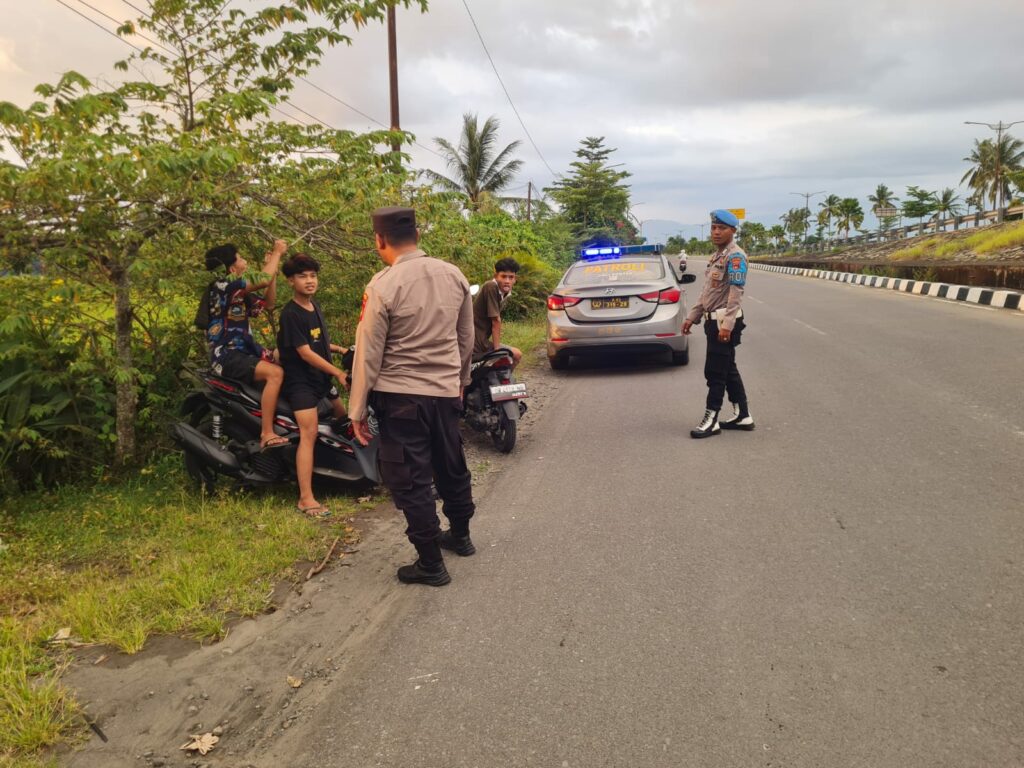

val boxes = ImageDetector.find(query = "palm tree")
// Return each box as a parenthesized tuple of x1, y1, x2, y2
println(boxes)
(867, 184, 899, 231)
(835, 198, 865, 240)
(961, 134, 1024, 210)
(781, 208, 809, 242)
(768, 225, 786, 249)
(426, 113, 523, 209)
(933, 188, 963, 230)
(817, 194, 842, 240)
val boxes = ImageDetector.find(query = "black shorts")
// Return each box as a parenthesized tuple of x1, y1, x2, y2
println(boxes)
(215, 350, 261, 383)
(283, 381, 340, 412)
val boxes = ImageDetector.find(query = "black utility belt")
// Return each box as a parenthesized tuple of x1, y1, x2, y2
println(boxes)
(703, 309, 743, 321)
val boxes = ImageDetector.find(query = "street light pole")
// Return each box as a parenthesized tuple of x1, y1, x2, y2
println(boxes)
(965, 120, 1023, 223)
(790, 190, 826, 244)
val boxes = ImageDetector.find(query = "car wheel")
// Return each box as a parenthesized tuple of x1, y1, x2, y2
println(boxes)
(671, 348, 689, 366)
(548, 354, 569, 371)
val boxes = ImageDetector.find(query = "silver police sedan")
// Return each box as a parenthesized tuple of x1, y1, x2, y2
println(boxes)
(546, 244, 697, 370)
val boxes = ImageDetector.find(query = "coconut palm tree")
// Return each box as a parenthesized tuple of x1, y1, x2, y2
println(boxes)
(816, 194, 842, 240)
(932, 188, 963, 230)
(961, 134, 1024, 210)
(768, 225, 786, 249)
(835, 198, 865, 240)
(867, 184, 899, 231)
(426, 113, 523, 210)
(781, 208, 810, 243)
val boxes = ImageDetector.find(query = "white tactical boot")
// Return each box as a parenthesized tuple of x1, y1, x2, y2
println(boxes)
(720, 402, 755, 431)
(690, 408, 721, 439)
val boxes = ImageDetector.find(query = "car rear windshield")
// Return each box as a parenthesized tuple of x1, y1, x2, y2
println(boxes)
(564, 260, 665, 286)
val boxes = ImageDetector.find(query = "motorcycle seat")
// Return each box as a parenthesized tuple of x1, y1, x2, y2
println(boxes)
(212, 373, 333, 420)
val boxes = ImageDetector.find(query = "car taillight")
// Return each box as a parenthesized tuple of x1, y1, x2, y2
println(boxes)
(547, 294, 582, 311)
(492, 357, 514, 369)
(639, 288, 681, 304)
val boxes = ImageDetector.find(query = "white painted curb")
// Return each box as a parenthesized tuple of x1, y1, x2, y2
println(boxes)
(750, 263, 1024, 312)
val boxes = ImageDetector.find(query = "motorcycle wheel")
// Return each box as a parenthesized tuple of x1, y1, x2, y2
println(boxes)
(491, 412, 517, 453)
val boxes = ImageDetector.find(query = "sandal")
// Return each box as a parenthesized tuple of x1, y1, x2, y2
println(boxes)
(261, 435, 290, 450)
(296, 504, 331, 519)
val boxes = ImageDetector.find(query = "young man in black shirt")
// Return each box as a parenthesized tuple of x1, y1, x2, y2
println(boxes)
(472, 257, 522, 367)
(277, 254, 348, 518)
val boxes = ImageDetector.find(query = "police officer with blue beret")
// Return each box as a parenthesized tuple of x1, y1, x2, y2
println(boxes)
(682, 209, 755, 438)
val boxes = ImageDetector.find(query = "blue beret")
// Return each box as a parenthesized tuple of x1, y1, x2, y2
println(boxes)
(710, 209, 739, 228)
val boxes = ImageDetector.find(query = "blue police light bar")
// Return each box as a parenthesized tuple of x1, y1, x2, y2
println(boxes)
(581, 246, 621, 258)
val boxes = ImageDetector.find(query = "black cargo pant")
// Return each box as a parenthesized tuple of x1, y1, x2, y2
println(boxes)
(703, 317, 747, 411)
(373, 392, 475, 563)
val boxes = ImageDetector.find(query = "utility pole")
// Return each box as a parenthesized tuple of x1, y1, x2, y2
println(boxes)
(965, 120, 1023, 223)
(387, 3, 401, 154)
(790, 191, 826, 243)
(526, 181, 532, 222)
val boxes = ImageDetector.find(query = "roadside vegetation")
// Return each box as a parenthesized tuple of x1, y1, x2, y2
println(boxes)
(0, 1, 640, 761)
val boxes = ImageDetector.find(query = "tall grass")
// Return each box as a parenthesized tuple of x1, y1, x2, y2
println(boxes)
(0, 457, 368, 759)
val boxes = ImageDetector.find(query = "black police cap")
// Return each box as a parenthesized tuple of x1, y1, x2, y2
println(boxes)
(371, 206, 417, 236)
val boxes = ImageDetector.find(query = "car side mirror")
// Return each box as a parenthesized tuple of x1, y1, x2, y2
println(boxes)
(679, 273, 697, 284)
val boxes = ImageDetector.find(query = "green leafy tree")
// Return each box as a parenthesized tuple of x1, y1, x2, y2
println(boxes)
(545, 137, 633, 243)
(768, 225, 787, 248)
(902, 186, 938, 225)
(961, 134, 1024, 210)
(425, 113, 523, 210)
(0, 0, 425, 467)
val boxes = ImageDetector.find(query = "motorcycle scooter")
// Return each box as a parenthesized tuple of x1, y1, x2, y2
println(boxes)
(171, 361, 380, 493)
(462, 347, 528, 453)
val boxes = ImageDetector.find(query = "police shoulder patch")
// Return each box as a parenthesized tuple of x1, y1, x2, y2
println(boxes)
(727, 253, 747, 286)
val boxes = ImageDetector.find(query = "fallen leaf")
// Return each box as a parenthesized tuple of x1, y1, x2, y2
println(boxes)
(357, 496, 371, 504)
(93, 654, 108, 665)
(287, 676, 303, 689)
(180, 733, 219, 755)
(49, 627, 72, 643)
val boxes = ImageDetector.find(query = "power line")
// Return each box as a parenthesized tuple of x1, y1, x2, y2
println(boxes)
(460, 0, 557, 179)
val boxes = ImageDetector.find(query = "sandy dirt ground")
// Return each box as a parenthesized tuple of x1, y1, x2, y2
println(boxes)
(60, 361, 563, 768)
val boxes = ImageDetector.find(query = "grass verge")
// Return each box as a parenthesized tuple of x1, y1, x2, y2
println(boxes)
(501, 315, 547, 366)
(0, 454, 372, 761)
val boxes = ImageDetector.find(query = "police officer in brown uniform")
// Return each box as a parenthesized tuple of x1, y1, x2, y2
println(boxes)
(349, 206, 476, 587)
(682, 209, 755, 438)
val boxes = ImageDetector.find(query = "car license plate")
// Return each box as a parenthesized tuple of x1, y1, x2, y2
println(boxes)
(591, 297, 629, 309)
(489, 383, 528, 401)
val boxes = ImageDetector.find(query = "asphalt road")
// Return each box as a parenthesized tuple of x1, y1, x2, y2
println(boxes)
(276, 263, 1024, 768)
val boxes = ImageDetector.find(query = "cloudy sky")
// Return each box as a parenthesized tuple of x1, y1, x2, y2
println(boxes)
(3, 0, 1024, 242)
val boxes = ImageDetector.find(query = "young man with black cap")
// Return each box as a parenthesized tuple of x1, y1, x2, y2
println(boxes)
(682, 209, 755, 438)
(277, 254, 349, 519)
(200, 240, 288, 449)
(349, 206, 476, 587)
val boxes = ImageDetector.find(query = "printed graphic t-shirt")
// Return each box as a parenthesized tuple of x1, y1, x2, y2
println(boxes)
(204, 273, 270, 364)
(277, 299, 333, 392)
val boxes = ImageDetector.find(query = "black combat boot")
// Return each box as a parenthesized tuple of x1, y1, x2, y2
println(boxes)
(397, 540, 450, 586)
(439, 529, 476, 557)
(720, 402, 755, 431)
(690, 408, 721, 439)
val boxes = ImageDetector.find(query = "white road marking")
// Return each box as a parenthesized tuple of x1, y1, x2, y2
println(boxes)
(793, 318, 827, 336)
(747, 296, 765, 304)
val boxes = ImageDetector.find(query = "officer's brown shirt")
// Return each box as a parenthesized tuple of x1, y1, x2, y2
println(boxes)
(685, 240, 746, 331)
(349, 249, 474, 421)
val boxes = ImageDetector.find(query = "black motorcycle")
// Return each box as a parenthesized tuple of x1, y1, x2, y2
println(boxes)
(462, 347, 529, 453)
(171, 363, 380, 493)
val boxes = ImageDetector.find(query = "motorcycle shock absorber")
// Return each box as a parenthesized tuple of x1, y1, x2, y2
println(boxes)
(212, 414, 223, 440)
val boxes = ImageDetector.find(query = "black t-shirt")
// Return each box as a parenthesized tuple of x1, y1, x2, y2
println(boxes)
(278, 299, 333, 391)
